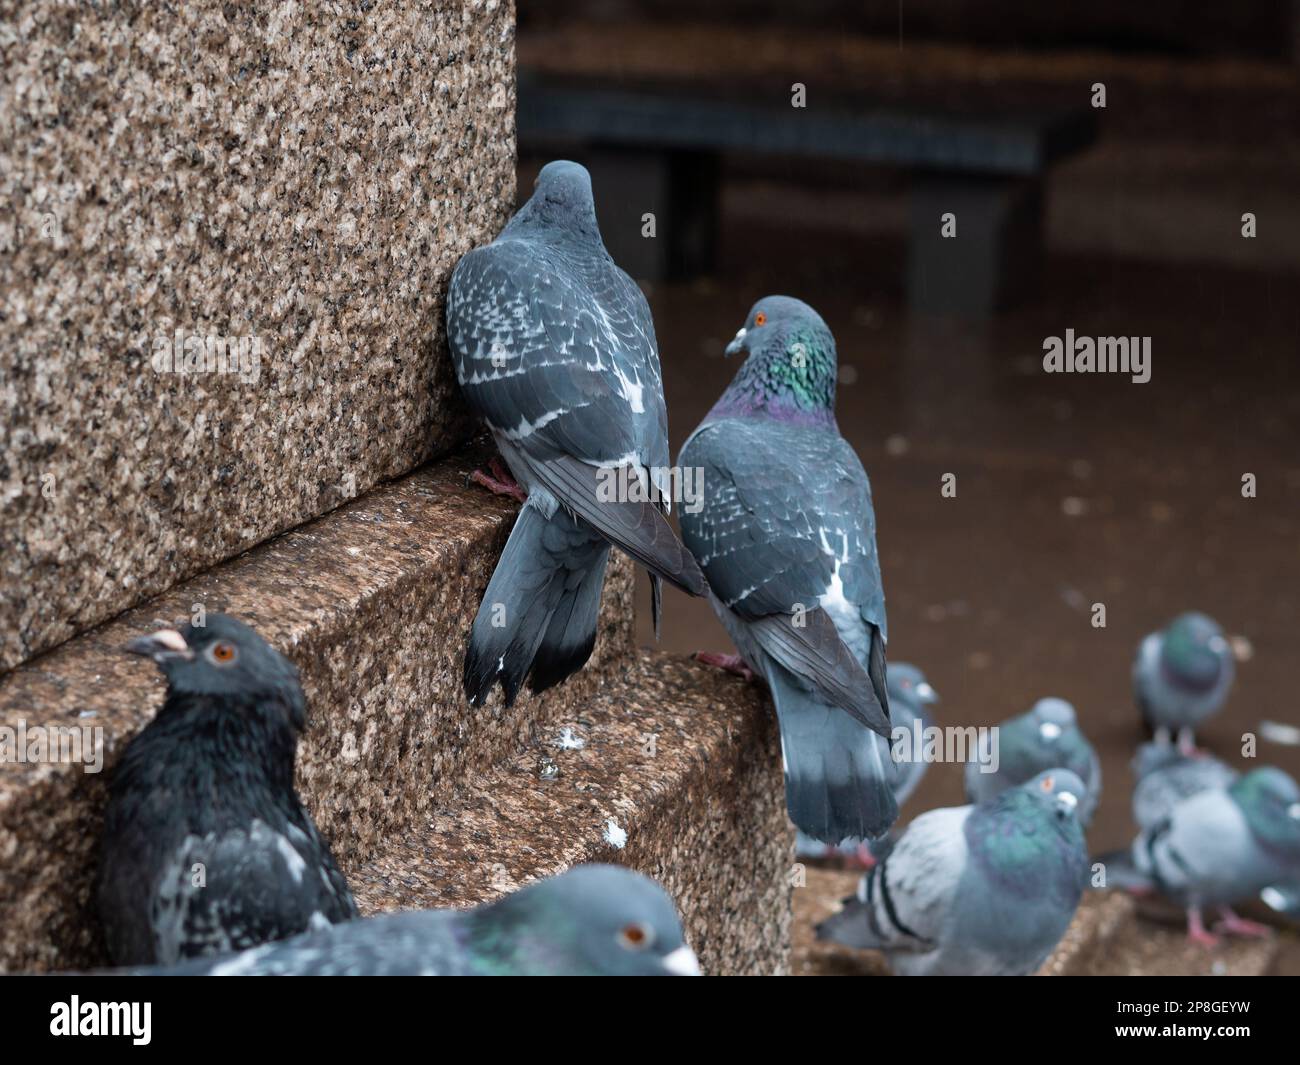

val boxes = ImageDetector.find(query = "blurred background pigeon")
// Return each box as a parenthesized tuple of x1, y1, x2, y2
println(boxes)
(122, 865, 701, 976)
(1101, 766, 1300, 946)
(817, 769, 1089, 975)
(1133, 611, 1238, 752)
(448, 160, 706, 707)
(965, 697, 1101, 825)
(680, 296, 896, 844)
(795, 661, 938, 865)
(97, 615, 357, 965)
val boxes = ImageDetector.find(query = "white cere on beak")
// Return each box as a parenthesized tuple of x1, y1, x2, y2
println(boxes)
(1208, 635, 1229, 654)
(733, 328, 747, 343)
(916, 682, 937, 702)
(153, 629, 189, 652)
(1056, 790, 1079, 813)
(662, 945, 702, 976)
(1039, 721, 1063, 742)
(1287, 803, 1300, 821)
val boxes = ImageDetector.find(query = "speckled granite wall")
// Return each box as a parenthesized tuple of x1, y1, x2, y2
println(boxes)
(0, 1, 516, 672)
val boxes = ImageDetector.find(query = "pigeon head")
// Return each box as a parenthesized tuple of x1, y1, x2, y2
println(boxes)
(124, 613, 306, 730)
(966, 769, 1089, 904)
(512, 160, 601, 241)
(1023, 768, 1089, 823)
(1231, 768, 1300, 861)
(471, 865, 701, 976)
(997, 699, 1092, 785)
(718, 295, 838, 421)
(888, 662, 938, 708)
(1160, 612, 1233, 693)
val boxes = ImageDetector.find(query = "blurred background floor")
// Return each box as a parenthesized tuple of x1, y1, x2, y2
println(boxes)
(515, 2, 1300, 968)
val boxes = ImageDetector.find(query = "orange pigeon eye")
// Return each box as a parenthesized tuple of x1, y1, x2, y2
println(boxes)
(1040, 775, 1055, 792)
(755, 312, 767, 326)
(211, 642, 237, 664)
(618, 922, 653, 950)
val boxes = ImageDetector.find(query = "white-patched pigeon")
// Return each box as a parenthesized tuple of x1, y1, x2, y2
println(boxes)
(817, 770, 1089, 975)
(447, 161, 706, 706)
(680, 296, 895, 844)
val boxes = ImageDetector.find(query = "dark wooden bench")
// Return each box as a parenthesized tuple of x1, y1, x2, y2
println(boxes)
(518, 75, 1098, 313)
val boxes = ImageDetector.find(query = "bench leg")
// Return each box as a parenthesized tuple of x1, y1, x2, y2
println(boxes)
(907, 174, 1045, 315)
(585, 148, 719, 281)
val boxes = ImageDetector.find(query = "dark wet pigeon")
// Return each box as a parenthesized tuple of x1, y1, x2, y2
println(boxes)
(124, 865, 701, 976)
(965, 697, 1102, 826)
(680, 296, 895, 844)
(447, 160, 706, 707)
(1118, 767, 1300, 946)
(795, 662, 938, 863)
(97, 615, 357, 965)
(1134, 611, 1237, 752)
(817, 770, 1089, 975)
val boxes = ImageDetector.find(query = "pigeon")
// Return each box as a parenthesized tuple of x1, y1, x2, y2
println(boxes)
(1115, 767, 1300, 945)
(679, 296, 894, 845)
(1101, 749, 1300, 937)
(447, 160, 706, 707)
(964, 697, 1102, 826)
(120, 865, 702, 976)
(1134, 612, 1237, 752)
(96, 615, 357, 965)
(817, 769, 1089, 975)
(1130, 741, 1238, 832)
(795, 662, 938, 863)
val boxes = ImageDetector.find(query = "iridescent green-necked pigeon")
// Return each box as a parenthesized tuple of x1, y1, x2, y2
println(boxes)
(817, 770, 1089, 975)
(680, 296, 895, 844)
(1134, 611, 1238, 752)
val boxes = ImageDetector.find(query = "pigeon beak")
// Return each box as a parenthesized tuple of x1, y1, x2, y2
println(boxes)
(124, 628, 194, 663)
(1055, 790, 1079, 815)
(1229, 635, 1252, 662)
(724, 328, 747, 357)
(915, 682, 938, 704)
(661, 945, 702, 976)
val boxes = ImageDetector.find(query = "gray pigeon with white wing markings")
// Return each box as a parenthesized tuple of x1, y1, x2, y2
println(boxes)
(679, 296, 895, 843)
(817, 770, 1089, 975)
(448, 161, 705, 706)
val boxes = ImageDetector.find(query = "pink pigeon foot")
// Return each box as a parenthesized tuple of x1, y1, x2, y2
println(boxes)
(469, 457, 527, 503)
(849, 843, 878, 871)
(1213, 908, 1273, 938)
(692, 651, 756, 682)
(1186, 907, 1220, 948)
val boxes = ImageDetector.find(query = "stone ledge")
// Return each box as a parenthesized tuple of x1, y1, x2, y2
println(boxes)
(350, 654, 792, 977)
(0, 445, 635, 971)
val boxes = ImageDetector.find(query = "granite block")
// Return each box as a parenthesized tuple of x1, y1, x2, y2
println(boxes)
(0, 0, 517, 670)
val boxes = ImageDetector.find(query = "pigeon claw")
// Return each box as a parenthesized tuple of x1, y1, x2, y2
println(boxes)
(469, 465, 527, 503)
(692, 651, 756, 682)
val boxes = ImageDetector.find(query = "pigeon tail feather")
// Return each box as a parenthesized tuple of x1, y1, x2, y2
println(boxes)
(770, 665, 899, 843)
(465, 502, 608, 706)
